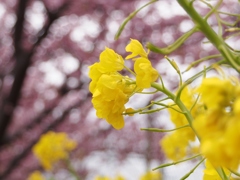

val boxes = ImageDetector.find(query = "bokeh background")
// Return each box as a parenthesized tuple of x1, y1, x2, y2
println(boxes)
(0, 0, 239, 179)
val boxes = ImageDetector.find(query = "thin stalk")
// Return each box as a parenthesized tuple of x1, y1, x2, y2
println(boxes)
(216, 167, 229, 180)
(153, 102, 184, 114)
(152, 154, 202, 170)
(180, 158, 205, 180)
(66, 159, 81, 180)
(115, 0, 158, 40)
(183, 54, 222, 72)
(176, 59, 226, 102)
(177, 0, 240, 72)
(229, 169, 240, 177)
(141, 124, 190, 133)
(151, 82, 199, 139)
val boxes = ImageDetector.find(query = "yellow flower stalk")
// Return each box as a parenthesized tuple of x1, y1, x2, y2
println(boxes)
(33, 131, 77, 170)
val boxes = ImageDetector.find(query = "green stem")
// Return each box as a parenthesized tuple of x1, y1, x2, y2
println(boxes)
(176, 59, 226, 101)
(216, 167, 229, 180)
(153, 102, 183, 113)
(183, 54, 222, 72)
(66, 159, 81, 180)
(165, 56, 182, 86)
(180, 158, 205, 180)
(147, 26, 198, 55)
(115, 0, 157, 40)
(151, 82, 199, 139)
(229, 169, 240, 177)
(141, 124, 190, 132)
(177, 0, 240, 72)
(152, 154, 202, 170)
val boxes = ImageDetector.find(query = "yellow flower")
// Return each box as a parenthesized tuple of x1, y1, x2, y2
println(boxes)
(27, 171, 45, 180)
(233, 97, 240, 115)
(197, 77, 234, 109)
(203, 160, 231, 180)
(125, 39, 148, 59)
(92, 74, 134, 129)
(99, 47, 124, 72)
(33, 131, 77, 170)
(134, 57, 158, 88)
(114, 175, 126, 180)
(194, 109, 240, 169)
(223, 116, 240, 169)
(89, 63, 103, 93)
(89, 46, 136, 129)
(160, 130, 189, 161)
(193, 77, 240, 169)
(89, 48, 124, 93)
(94, 176, 111, 180)
(193, 109, 226, 139)
(140, 171, 162, 180)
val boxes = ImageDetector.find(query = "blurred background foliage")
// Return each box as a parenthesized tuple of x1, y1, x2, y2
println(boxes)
(0, 0, 239, 179)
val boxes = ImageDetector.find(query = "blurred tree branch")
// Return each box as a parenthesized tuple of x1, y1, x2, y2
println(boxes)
(0, 99, 84, 179)
(0, 0, 70, 146)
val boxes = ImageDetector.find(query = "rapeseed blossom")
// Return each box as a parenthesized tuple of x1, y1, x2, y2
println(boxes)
(92, 73, 133, 129)
(134, 57, 159, 88)
(99, 47, 124, 72)
(126, 39, 159, 88)
(140, 171, 162, 180)
(161, 129, 191, 161)
(27, 171, 45, 180)
(89, 47, 124, 94)
(33, 131, 77, 170)
(193, 77, 240, 170)
(125, 38, 148, 59)
(89, 47, 135, 129)
(197, 77, 234, 109)
(203, 160, 231, 180)
(89, 39, 158, 129)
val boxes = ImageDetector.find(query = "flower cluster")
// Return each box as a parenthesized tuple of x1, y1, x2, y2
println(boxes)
(33, 131, 77, 170)
(89, 39, 159, 129)
(89, 38, 240, 178)
(193, 77, 240, 170)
